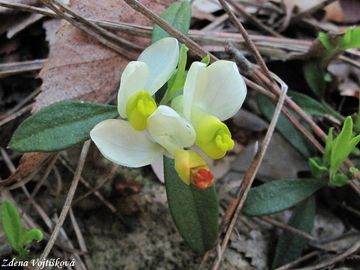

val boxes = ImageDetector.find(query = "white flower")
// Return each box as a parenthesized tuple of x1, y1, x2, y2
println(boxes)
(90, 105, 195, 168)
(182, 60, 247, 121)
(117, 37, 179, 130)
(173, 60, 247, 159)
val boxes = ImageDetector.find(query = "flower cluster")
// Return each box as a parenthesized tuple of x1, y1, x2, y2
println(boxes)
(90, 37, 247, 189)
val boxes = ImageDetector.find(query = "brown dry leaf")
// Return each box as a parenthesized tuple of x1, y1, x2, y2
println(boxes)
(9, 0, 173, 182)
(6, 152, 50, 183)
(34, 0, 172, 111)
(323, 1, 344, 23)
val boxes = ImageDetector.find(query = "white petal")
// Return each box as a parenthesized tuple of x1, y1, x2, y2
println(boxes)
(90, 119, 163, 167)
(117, 61, 149, 118)
(151, 156, 164, 183)
(147, 105, 195, 152)
(196, 60, 247, 121)
(182, 61, 207, 120)
(138, 37, 179, 95)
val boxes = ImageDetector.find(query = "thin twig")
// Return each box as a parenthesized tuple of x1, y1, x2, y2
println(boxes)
(0, 104, 32, 127)
(0, 88, 40, 121)
(296, 240, 360, 270)
(40, 0, 137, 58)
(225, 0, 282, 37)
(122, 0, 217, 62)
(201, 13, 228, 31)
(30, 154, 59, 199)
(258, 216, 316, 241)
(36, 140, 90, 268)
(72, 165, 117, 205)
(275, 251, 320, 270)
(59, 156, 117, 213)
(222, 5, 360, 193)
(211, 74, 288, 270)
(0, 59, 46, 78)
(219, 0, 272, 78)
(69, 208, 94, 270)
(0, 149, 86, 269)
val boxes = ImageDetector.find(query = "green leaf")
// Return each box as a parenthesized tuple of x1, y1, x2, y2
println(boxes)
(201, 55, 210, 65)
(257, 94, 313, 157)
(331, 116, 354, 170)
(151, 0, 192, 43)
(10, 100, 118, 152)
(22, 228, 43, 245)
(288, 91, 335, 117)
(1, 201, 23, 252)
(330, 172, 349, 187)
(308, 157, 327, 179)
(164, 157, 219, 253)
(324, 127, 334, 165)
(339, 26, 360, 49)
(272, 196, 316, 269)
(243, 179, 324, 216)
(303, 60, 326, 97)
(319, 32, 333, 50)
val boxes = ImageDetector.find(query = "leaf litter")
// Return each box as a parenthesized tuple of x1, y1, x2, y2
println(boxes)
(0, 0, 360, 269)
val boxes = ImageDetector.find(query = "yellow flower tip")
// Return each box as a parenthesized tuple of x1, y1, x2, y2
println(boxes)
(174, 149, 213, 187)
(126, 90, 157, 130)
(190, 167, 214, 190)
(195, 115, 234, 159)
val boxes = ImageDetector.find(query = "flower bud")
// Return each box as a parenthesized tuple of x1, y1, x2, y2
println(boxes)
(174, 149, 214, 189)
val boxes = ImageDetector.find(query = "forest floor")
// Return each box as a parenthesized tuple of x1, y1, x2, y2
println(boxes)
(0, 0, 360, 269)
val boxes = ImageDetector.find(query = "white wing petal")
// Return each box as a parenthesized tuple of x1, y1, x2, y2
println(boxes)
(196, 60, 247, 121)
(117, 61, 149, 118)
(90, 119, 163, 167)
(182, 61, 207, 120)
(138, 37, 179, 95)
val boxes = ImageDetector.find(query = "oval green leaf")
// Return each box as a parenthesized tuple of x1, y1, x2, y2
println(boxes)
(272, 196, 316, 269)
(1, 201, 23, 252)
(257, 94, 313, 158)
(152, 0, 192, 43)
(288, 91, 330, 117)
(10, 100, 118, 152)
(303, 60, 326, 97)
(164, 157, 219, 253)
(243, 178, 324, 216)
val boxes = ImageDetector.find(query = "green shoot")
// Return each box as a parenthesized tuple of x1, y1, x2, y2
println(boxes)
(0, 201, 43, 259)
(309, 116, 360, 186)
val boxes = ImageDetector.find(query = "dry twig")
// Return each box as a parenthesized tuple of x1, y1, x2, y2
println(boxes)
(36, 140, 90, 268)
(211, 74, 288, 270)
(40, 0, 138, 58)
(0, 59, 46, 78)
(296, 241, 360, 270)
(258, 216, 316, 241)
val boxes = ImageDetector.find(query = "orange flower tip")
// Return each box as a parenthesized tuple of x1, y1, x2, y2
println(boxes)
(190, 167, 214, 190)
